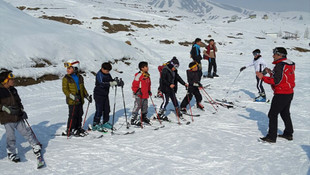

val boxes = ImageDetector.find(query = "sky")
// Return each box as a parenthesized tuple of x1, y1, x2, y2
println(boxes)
(212, 0, 310, 12)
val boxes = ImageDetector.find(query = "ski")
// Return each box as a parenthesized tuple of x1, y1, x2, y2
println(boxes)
(181, 112, 200, 117)
(111, 130, 135, 135)
(37, 156, 45, 169)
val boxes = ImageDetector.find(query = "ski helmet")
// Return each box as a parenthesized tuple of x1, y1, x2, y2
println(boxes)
(0, 69, 14, 85)
(252, 49, 261, 56)
(64, 59, 80, 71)
(273, 47, 287, 56)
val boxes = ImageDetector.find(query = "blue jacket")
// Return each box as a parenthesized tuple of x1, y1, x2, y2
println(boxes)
(93, 70, 113, 97)
(190, 44, 202, 63)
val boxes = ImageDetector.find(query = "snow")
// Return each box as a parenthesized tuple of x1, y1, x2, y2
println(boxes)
(0, 0, 309, 174)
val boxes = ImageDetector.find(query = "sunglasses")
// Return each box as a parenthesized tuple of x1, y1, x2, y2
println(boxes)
(64, 61, 80, 68)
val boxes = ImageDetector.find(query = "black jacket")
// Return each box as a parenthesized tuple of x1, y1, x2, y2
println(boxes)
(190, 44, 202, 64)
(0, 85, 23, 124)
(160, 66, 186, 93)
(187, 70, 201, 93)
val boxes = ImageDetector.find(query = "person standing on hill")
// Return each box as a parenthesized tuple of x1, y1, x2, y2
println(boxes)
(190, 38, 203, 78)
(203, 39, 218, 78)
(240, 49, 267, 102)
(256, 47, 295, 143)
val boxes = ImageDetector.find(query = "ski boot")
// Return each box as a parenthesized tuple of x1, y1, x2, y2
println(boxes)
(180, 108, 187, 114)
(206, 73, 213, 78)
(255, 96, 266, 102)
(142, 113, 152, 125)
(32, 144, 42, 158)
(8, 153, 20, 163)
(197, 103, 205, 111)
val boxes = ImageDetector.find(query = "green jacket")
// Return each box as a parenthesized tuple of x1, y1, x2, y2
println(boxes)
(62, 74, 89, 105)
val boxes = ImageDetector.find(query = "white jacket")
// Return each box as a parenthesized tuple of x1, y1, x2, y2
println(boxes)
(246, 56, 266, 72)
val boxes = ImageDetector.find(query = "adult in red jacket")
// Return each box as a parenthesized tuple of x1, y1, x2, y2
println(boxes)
(131, 61, 151, 126)
(256, 47, 295, 143)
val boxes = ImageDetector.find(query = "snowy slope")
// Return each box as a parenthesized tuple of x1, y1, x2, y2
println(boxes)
(0, 0, 310, 174)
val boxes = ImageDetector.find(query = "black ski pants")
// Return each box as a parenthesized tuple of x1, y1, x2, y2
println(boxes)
(208, 58, 217, 75)
(160, 90, 179, 110)
(67, 104, 84, 131)
(180, 87, 202, 108)
(93, 95, 110, 124)
(267, 93, 294, 140)
(256, 76, 265, 94)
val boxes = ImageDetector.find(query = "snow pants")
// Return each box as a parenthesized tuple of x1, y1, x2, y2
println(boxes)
(93, 95, 110, 124)
(132, 95, 148, 116)
(267, 93, 294, 140)
(67, 104, 84, 131)
(160, 90, 179, 110)
(208, 58, 217, 75)
(4, 120, 39, 154)
(256, 76, 265, 95)
(180, 87, 202, 108)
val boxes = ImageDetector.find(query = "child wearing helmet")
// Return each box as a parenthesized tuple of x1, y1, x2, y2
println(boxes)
(240, 49, 267, 102)
(62, 60, 92, 137)
(0, 69, 42, 163)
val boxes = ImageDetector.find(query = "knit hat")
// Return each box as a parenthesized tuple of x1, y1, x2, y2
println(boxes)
(170, 57, 179, 69)
(273, 47, 287, 56)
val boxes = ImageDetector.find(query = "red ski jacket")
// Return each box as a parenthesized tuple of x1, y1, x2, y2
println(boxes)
(131, 71, 151, 99)
(262, 58, 295, 94)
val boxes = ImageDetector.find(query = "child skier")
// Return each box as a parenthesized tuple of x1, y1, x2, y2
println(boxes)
(158, 58, 188, 121)
(180, 62, 204, 113)
(62, 60, 92, 136)
(131, 61, 152, 126)
(0, 69, 42, 163)
(92, 62, 121, 131)
(240, 49, 267, 102)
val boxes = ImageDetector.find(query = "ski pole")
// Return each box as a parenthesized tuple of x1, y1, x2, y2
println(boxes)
(201, 87, 219, 108)
(120, 82, 129, 129)
(225, 71, 241, 99)
(82, 99, 90, 129)
(24, 119, 41, 146)
(111, 86, 117, 134)
(186, 92, 194, 122)
(200, 89, 218, 113)
(149, 95, 162, 124)
(67, 105, 75, 139)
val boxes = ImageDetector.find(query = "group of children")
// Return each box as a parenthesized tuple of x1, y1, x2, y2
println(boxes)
(0, 45, 295, 164)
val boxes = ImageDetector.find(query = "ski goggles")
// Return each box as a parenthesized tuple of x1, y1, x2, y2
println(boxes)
(273, 48, 286, 56)
(1, 73, 15, 85)
(189, 62, 198, 69)
(64, 61, 80, 68)
(252, 52, 260, 56)
(170, 62, 179, 69)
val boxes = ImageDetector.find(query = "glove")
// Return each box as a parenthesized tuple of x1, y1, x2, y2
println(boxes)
(240, 66, 246, 72)
(109, 81, 118, 87)
(193, 83, 199, 87)
(69, 94, 80, 102)
(21, 111, 28, 119)
(86, 95, 92, 103)
(117, 79, 124, 87)
(198, 82, 203, 87)
(1, 105, 22, 115)
(148, 91, 152, 96)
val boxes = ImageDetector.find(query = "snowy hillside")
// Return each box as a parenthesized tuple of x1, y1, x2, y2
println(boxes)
(0, 0, 310, 174)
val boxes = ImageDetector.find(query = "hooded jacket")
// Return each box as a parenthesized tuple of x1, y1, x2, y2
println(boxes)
(159, 66, 186, 93)
(262, 58, 295, 94)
